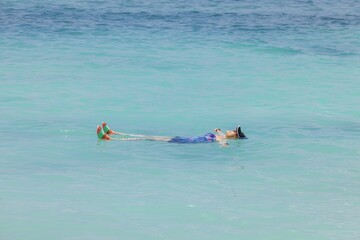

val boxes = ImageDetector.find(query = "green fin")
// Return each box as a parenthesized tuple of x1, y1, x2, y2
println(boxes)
(103, 124, 111, 133)
(97, 128, 106, 139)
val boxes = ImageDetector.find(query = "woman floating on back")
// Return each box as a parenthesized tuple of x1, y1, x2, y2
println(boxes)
(97, 122, 247, 146)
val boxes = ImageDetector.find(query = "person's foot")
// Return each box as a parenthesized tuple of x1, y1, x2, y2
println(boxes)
(97, 125, 111, 140)
(102, 122, 115, 134)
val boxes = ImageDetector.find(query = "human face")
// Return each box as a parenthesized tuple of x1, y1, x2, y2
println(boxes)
(225, 130, 237, 138)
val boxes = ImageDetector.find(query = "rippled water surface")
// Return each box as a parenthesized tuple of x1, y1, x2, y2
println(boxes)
(1, 0, 360, 239)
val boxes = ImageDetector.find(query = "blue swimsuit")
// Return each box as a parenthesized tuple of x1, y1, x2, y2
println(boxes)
(169, 133, 217, 144)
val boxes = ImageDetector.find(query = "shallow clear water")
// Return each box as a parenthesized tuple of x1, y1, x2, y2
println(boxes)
(1, 0, 360, 239)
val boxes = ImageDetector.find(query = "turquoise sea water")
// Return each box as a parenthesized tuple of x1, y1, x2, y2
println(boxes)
(1, 0, 360, 239)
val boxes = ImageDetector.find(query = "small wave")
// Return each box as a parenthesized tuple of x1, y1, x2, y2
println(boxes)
(254, 45, 303, 55)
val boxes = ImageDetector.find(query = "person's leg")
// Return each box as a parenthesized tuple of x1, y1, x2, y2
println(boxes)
(144, 136, 172, 141)
(102, 122, 147, 136)
(102, 122, 171, 139)
(111, 136, 171, 142)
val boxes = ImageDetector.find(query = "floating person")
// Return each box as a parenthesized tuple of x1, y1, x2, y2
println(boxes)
(96, 122, 247, 146)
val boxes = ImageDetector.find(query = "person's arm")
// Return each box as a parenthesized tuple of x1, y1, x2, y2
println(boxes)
(214, 128, 226, 139)
(218, 139, 229, 147)
(214, 128, 229, 147)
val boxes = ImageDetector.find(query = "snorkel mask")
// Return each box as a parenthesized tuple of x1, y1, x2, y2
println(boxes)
(236, 126, 247, 139)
